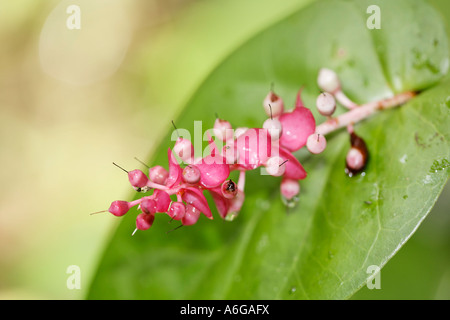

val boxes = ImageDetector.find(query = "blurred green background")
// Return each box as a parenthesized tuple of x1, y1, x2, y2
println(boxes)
(0, 0, 448, 299)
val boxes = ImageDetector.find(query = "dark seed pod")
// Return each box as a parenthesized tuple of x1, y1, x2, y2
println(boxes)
(345, 132, 369, 177)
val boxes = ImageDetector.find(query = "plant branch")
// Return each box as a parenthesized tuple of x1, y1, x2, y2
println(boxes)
(315, 91, 416, 136)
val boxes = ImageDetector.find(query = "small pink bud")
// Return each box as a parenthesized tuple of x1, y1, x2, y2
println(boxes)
(140, 197, 157, 215)
(149, 165, 169, 185)
(346, 148, 365, 173)
(128, 169, 149, 188)
(317, 68, 340, 93)
(280, 178, 300, 200)
(306, 133, 327, 154)
(136, 212, 155, 231)
(182, 165, 201, 184)
(316, 92, 336, 116)
(108, 200, 130, 216)
(265, 156, 286, 177)
(173, 138, 194, 163)
(213, 118, 233, 141)
(263, 91, 284, 118)
(221, 179, 238, 199)
(168, 202, 185, 220)
(182, 204, 201, 226)
(263, 118, 282, 141)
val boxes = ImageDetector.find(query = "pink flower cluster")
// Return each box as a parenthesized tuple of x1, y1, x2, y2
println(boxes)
(97, 88, 331, 234)
(93, 67, 418, 233)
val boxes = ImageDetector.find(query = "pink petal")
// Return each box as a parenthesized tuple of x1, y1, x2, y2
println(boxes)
(166, 148, 182, 187)
(196, 155, 230, 189)
(295, 87, 305, 108)
(235, 128, 272, 170)
(278, 147, 307, 180)
(208, 187, 230, 219)
(227, 190, 245, 217)
(153, 190, 171, 213)
(279, 107, 315, 152)
(181, 187, 213, 219)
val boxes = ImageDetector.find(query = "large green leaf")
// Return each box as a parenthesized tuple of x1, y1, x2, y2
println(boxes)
(87, 0, 449, 299)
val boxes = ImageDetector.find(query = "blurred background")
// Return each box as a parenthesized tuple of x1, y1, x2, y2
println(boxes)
(0, 0, 448, 299)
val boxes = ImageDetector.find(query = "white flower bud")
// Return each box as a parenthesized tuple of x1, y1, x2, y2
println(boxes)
(317, 68, 340, 93)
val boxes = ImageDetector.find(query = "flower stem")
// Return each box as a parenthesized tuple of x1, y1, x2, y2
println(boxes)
(315, 91, 416, 136)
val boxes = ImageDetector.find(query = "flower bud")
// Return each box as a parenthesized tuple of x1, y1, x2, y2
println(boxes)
(306, 133, 327, 154)
(136, 213, 155, 231)
(182, 204, 201, 226)
(265, 156, 286, 177)
(140, 197, 157, 215)
(167, 202, 185, 220)
(108, 200, 130, 216)
(263, 118, 282, 141)
(173, 138, 194, 163)
(221, 179, 238, 199)
(317, 68, 340, 93)
(128, 169, 149, 189)
(316, 92, 336, 116)
(280, 178, 300, 200)
(182, 165, 201, 184)
(213, 118, 233, 141)
(263, 91, 284, 118)
(149, 165, 169, 185)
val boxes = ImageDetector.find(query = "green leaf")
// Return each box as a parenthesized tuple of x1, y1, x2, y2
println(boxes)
(87, 0, 449, 299)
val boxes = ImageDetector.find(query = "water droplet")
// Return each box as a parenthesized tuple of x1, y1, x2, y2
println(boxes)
(429, 159, 450, 173)
(328, 251, 335, 259)
(281, 195, 299, 209)
(289, 286, 297, 294)
(225, 211, 239, 221)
